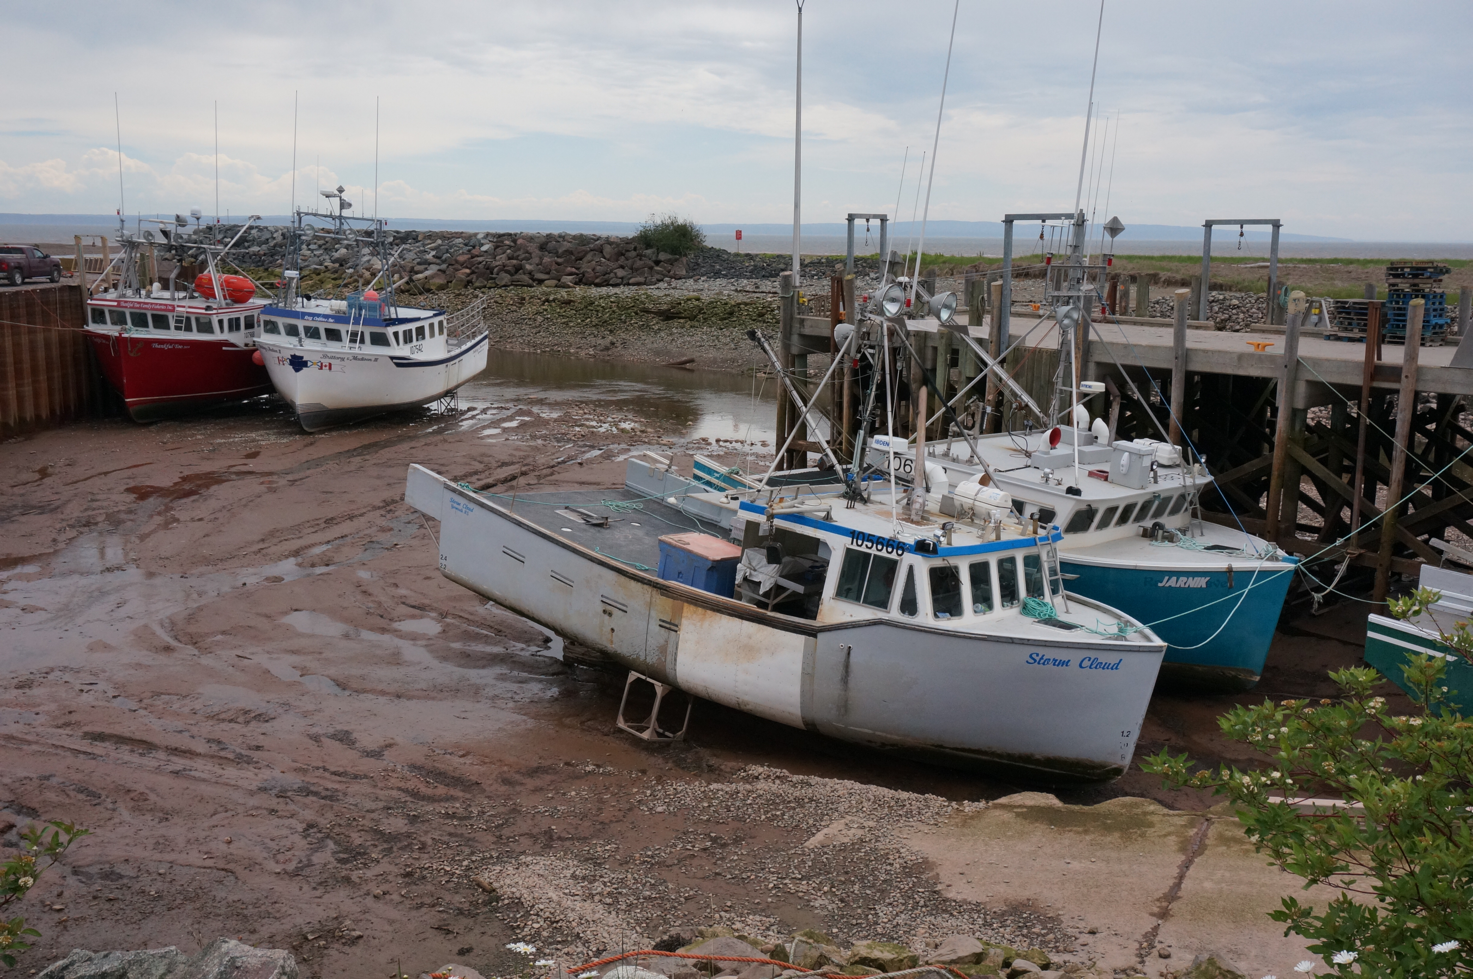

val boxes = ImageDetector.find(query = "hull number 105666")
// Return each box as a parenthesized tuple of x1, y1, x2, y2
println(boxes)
(848, 529, 909, 555)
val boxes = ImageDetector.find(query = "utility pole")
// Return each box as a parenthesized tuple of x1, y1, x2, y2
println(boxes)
(792, 0, 804, 289)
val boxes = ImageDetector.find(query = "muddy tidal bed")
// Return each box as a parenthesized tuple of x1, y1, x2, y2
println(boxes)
(1, 390, 1375, 979)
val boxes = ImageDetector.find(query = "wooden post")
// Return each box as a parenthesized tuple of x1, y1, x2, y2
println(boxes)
(99, 236, 110, 292)
(1459, 289, 1471, 338)
(1169, 289, 1190, 447)
(1135, 273, 1151, 317)
(1363, 282, 1377, 301)
(1375, 299, 1425, 603)
(928, 334, 949, 440)
(1105, 273, 1119, 316)
(1264, 295, 1306, 544)
(777, 270, 794, 467)
(1350, 300, 1382, 544)
(986, 279, 1004, 433)
(1188, 275, 1202, 321)
(73, 235, 85, 288)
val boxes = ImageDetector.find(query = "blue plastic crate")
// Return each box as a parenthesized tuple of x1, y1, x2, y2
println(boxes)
(657, 533, 742, 598)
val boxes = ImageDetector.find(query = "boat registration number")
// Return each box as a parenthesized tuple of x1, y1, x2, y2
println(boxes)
(848, 529, 908, 555)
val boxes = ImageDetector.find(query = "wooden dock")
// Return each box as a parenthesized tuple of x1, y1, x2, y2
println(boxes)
(777, 271, 1473, 601)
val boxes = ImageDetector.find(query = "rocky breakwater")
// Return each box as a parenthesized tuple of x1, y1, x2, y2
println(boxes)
(37, 937, 297, 979)
(204, 225, 692, 290)
(551, 928, 1245, 979)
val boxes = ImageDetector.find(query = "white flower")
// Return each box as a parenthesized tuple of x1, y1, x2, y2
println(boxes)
(1332, 951, 1357, 965)
(1433, 940, 1461, 954)
(536, 961, 556, 968)
(1294, 962, 1315, 973)
(1261, 975, 1277, 979)
(506, 942, 538, 956)
(16, 876, 34, 888)
(578, 972, 598, 978)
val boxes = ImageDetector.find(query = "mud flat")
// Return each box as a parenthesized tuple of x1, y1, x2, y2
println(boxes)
(1, 389, 1385, 979)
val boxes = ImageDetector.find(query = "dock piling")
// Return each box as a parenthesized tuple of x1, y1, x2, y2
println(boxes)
(1169, 289, 1190, 446)
(1264, 294, 1306, 542)
(1375, 299, 1425, 603)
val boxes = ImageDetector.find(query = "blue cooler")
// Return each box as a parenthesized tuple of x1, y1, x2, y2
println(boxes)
(656, 533, 742, 598)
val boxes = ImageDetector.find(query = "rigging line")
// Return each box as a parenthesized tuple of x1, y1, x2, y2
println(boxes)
(375, 95, 380, 220)
(1097, 109, 1121, 258)
(909, 0, 961, 308)
(1085, 109, 1109, 265)
(1081, 103, 1100, 257)
(214, 100, 219, 228)
(903, 151, 925, 277)
(881, 319, 900, 536)
(891, 146, 910, 257)
(1073, 0, 1106, 214)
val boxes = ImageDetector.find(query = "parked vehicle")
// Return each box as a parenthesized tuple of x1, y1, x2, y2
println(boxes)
(0, 245, 63, 285)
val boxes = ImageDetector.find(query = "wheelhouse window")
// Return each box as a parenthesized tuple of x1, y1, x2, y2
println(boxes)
(1023, 554, 1047, 599)
(346, 330, 363, 345)
(998, 556, 1021, 609)
(324, 327, 343, 343)
(1064, 505, 1097, 534)
(835, 549, 899, 610)
(1169, 493, 1189, 516)
(303, 325, 321, 340)
(150, 313, 170, 330)
(897, 567, 919, 618)
(1151, 495, 1172, 520)
(929, 565, 963, 619)
(129, 311, 148, 330)
(416, 324, 426, 341)
(1114, 502, 1138, 526)
(177, 316, 194, 332)
(227, 316, 242, 333)
(195, 316, 215, 334)
(968, 561, 994, 614)
(244, 314, 256, 332)
(89, 307, 107, 325)
(108, 310, 127, 327)
(369, 331, 391, 347)
(1095, 505, 1118, 529)
(262, 319, 281, 335)
(283, 322, 300, 338)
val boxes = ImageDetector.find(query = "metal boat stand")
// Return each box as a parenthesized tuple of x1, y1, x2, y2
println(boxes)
(616, 671, 693, 742)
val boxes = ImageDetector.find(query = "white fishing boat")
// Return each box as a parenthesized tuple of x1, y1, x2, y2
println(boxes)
(257, 188, 489, 432)
(406, 305, 1167, 780)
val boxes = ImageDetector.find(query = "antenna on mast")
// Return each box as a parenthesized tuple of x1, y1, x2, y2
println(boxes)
(290, 91, 298, 220)
(374, 95, 380, 220)
(113, 93, 125, 236)
(791, 0, 804, 288)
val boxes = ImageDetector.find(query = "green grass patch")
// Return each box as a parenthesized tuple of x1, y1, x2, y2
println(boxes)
(635, 214, 706, 257)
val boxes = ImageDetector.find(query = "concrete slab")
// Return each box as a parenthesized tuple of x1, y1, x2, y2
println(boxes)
(901, 793, 1342, 978)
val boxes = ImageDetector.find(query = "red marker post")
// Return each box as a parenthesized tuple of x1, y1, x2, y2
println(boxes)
(735, 229, 742, 254)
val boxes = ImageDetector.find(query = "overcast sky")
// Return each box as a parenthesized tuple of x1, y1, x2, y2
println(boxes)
(2, 1, 1469, 240)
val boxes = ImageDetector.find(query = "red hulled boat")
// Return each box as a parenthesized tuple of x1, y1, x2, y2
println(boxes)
(83, 218, 274, 421)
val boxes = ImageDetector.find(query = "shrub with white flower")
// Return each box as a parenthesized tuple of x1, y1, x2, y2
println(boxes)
(506, 942, 538, 957)
(1, 818, 89, 969)
(1144, 622, 1472, 979)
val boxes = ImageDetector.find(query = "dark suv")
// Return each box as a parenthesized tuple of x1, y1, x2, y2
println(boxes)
(0, 245, 63, 286)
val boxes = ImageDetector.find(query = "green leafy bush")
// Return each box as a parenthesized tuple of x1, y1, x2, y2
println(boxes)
(1143, 599, 1471, 977)
(1, 820, 89, 967)
(634, 215, 706, 258)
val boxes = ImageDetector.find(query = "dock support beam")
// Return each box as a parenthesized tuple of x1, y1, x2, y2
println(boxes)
(1170, 289, 1190, 447)
(1264, 296, 1305, 543)
(1375, 299, 1426, 604)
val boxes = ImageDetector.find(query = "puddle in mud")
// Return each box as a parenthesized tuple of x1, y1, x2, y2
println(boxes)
(125, 470, 249, 502)
(459, 350, 810, 445)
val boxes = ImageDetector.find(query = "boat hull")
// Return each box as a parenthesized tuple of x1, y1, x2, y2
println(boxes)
(1062, 557, 1295, 689)
(257, 335, 489, 432)
(84, 329, 273, 422)
(407, 465, 1166, 781)
(1365, 613, 1473, 713)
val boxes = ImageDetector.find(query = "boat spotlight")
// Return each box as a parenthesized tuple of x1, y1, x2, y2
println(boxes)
(879, 283, 906, 318)
(1055, 305, 1081, 331)
(930, 291, 957, 325)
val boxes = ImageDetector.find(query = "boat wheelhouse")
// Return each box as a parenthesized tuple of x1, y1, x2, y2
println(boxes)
(82, 218, 273, 421)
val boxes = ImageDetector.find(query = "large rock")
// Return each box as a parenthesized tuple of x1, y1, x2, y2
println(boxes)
(38, 940, 297, 979)
(1185, 953, 1247, 979)
(683, 937, 765, 967)
(1005, 961, 1039, 978)
(929, 936, 984, 966)
(847, 942, 918, 973)
(787, 938, 844, 970)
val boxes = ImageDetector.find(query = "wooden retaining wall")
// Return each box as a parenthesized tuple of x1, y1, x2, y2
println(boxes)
(0, 285, 113, 431)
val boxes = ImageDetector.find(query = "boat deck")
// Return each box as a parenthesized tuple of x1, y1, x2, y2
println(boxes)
(514, 489, 729, 570)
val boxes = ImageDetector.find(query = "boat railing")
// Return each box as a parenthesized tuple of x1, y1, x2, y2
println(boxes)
(446, 294, 490, 341)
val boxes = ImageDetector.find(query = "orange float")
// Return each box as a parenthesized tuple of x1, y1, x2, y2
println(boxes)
(193, 273, 256, 304)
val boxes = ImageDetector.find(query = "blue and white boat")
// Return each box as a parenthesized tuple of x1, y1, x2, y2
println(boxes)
(257, 188, 489, 431)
